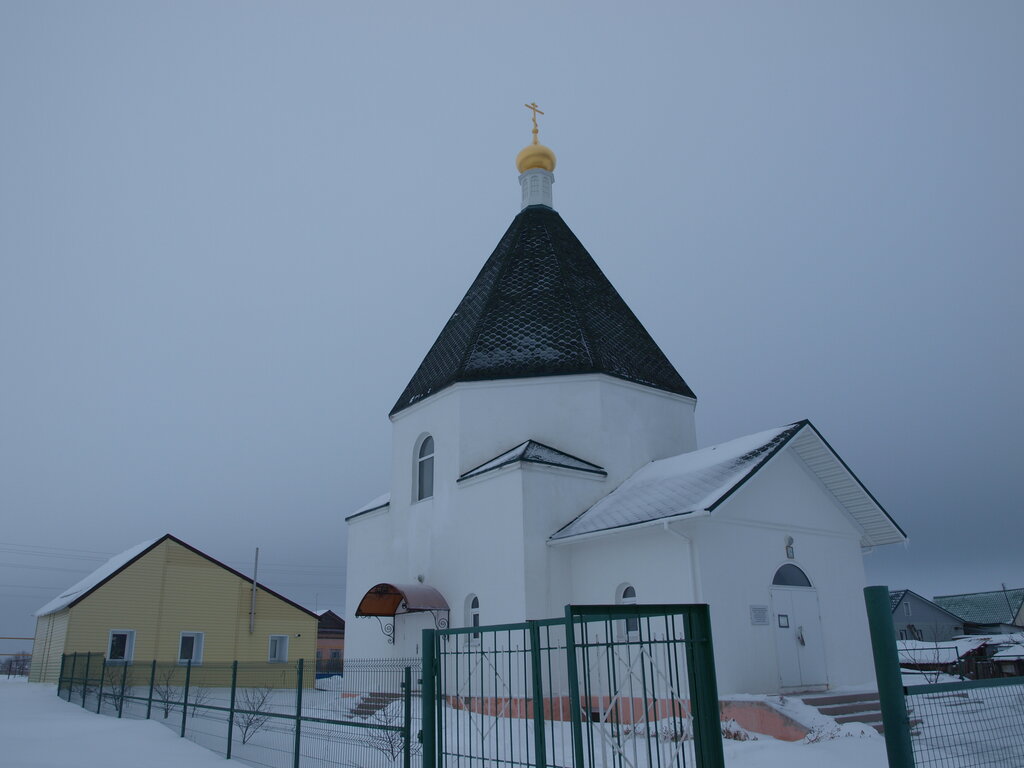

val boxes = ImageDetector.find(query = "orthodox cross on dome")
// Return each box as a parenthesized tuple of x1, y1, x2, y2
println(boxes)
(524, 102, 544, 144)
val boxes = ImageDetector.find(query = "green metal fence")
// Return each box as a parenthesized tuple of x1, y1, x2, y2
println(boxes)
(421, 604, 724, 768)
(865, 586, 1024, 768)
(57, 652, 419, 768)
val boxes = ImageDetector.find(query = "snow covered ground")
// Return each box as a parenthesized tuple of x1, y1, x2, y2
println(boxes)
(0, 676, 890, 768)
(0, 676, 227, 768)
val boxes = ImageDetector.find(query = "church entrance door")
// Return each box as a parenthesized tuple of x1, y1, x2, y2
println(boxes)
(770, 564, 827, 690)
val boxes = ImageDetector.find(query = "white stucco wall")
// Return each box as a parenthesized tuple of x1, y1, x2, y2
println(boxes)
(346, 372, 698, 658)
(346, 373, 878, 696)
(555, 447, 875, 695)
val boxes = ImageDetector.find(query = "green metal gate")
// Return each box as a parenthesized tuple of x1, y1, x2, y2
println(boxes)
(421, 604, 724, 768)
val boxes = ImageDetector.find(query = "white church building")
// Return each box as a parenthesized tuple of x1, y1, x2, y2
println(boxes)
(343, 123, 906, 696)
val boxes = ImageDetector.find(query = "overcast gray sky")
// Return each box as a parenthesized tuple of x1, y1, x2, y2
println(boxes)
(2, 2, 1022, 654)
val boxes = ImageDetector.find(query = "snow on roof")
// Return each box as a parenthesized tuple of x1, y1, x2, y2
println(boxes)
(35, 538, 160, 617)
(348, 492, 390, 520)
(552, 424, 801, 540)
(890, 590, 908, 612)
(933, 588, 1024, 626)
(459, 440, 605, 481)
(993, 643, 1024, 661)
(897, 637, 990, 665)
(551, 419, 905, 546)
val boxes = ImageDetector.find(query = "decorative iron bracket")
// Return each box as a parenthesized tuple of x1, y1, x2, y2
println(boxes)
(374, 616, 395, 645)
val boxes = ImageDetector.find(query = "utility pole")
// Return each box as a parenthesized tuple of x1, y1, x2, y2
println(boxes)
(249, 548, 259, 634)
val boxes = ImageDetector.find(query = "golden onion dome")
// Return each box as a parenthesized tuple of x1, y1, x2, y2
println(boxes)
(516, 141, 557, 173)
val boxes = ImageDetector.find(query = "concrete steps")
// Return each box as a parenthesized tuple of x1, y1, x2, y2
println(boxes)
(348, 692, 403, 718)
(802, 692, 885, 733)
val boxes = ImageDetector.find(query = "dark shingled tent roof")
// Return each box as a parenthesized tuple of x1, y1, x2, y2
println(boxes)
(391, 206, 695, 415)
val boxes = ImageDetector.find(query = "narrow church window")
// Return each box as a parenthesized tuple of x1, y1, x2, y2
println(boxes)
(620, 585, 639, 639)
(467, 594, 480, 640)
(417, 436, 435, 501)
(771, 564, 812, 587)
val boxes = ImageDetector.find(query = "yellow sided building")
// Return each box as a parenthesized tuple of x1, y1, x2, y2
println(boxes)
(29, 534, 318, 683)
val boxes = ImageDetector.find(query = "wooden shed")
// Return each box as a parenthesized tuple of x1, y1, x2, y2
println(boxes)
(29, 534, 318, 682)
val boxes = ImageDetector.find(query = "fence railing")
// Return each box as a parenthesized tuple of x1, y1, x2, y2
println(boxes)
(422, 603, 725, 768)
(57, 653, 420, 768)
(865, 586, 1024, 768)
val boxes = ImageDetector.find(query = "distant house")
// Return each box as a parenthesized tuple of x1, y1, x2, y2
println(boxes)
(933, 588, 1024, 635)
(889, 589, 965, 641)
(29, 534, 318, 683)
(315, 609, 345, 676)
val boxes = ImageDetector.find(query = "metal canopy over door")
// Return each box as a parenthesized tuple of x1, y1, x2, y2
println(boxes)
(770, 565, 827, 690)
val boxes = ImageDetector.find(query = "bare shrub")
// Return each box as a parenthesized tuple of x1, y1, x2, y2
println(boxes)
(236, 686, 274, 744)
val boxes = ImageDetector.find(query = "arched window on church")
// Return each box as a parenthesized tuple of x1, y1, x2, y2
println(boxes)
(771, 564, 812, 587)
(619, 584, 639, 640)
(466, 594, 480, 641)
(416, 436, 434, 501)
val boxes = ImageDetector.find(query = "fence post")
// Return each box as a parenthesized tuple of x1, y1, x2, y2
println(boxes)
(118, 662, 128, 718)
(528, 621, 548, 768)
(68, 652, 78, 702)
(293, 658, 304, 768)
(97, 657, 107, 713)
(180, 659, 192, 738)
(81, 652, 92, 708)
(682, 605, 726, 768)
(563, 606, 586, 768)
(865, 586, 916, 768)
(421, 629, 437, 768)
(227, 660, 238, 760)
(402, 665, 413, 768)
(146, 660, 156, 719)
(57, 654, 67, 699)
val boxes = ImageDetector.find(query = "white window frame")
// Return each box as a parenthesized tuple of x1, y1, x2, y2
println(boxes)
(178, 631, 204, 665)
(903, 602, 912, 617)
(464, 593, 481, 645)
(416, 435, 435, 502)
(619, 585, 639, 640)
(268, 634, 289, 663)
(107, 629, 136, 664)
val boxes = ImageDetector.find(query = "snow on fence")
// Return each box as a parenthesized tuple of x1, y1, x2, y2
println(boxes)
(57, 653, 420, 768)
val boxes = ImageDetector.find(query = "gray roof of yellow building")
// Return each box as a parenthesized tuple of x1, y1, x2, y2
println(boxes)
(391, 205, 695, 415)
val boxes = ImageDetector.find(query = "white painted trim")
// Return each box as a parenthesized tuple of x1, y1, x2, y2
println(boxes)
(661, 521, 703, 603)
(106, 629, 135, 663)
(548, 509, 711, 546)
(390, 373, 697, 422)
(178, 631, 204, 665)
(457, 459, 608, 489)
(345, 505, 390, 525)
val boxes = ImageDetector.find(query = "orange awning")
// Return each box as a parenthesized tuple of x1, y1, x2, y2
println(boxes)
(355, 583, 450, 617)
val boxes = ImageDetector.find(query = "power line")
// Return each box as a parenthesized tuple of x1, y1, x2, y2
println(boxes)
(0, 563, 93, 574)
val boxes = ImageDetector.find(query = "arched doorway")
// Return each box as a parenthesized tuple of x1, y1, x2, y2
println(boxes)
(770, 564, 827, 690)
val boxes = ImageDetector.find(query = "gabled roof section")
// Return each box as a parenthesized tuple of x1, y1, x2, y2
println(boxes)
(890, 589, 908, 612)
(551, 420, 906, 546)
(391, 206, 695, 415)
(890, 589, 966, 622)
(934, 588, 1024, 626)
(35, 534, 317, 619)
(459, 440, 606, 482)
(551, 423, 802, 541)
